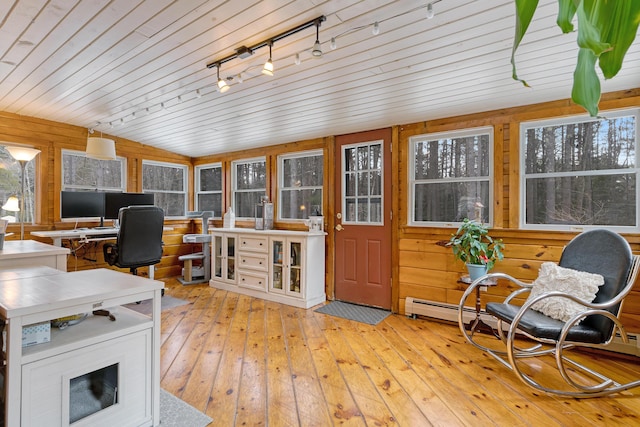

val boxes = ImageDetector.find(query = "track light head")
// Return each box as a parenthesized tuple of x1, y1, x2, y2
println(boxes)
(216, 66, 230, 93)
(263, 42, 274, 75)
(312, 19, 323, 58)
(294, 53, 301, 65)
(426, 3, 434, 19)
(330, 37, 337, 50)
(372, 21, 380, 35)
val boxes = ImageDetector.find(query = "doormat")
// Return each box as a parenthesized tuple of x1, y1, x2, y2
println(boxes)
(161, 389, 212, 427)
(315, 301, 391, 325)
(124, 295, 190, 316)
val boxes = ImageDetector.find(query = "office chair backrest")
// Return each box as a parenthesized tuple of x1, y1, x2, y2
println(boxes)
(558, 229, 633, 339)
(116, 205, 165, 268)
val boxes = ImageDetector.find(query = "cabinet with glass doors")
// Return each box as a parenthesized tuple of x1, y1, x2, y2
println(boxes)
(212, 232, 236, 285)
(270, 237, 303, 297)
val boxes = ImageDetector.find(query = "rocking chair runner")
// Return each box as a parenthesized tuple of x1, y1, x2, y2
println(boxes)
(458, 229, 640, 398)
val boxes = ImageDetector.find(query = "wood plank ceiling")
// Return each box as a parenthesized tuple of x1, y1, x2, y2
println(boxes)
(1, 0, 638, 157)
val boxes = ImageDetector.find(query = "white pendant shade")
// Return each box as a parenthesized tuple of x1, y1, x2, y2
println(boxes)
(86, 137, 116, 160)
(2, 196, 20, 212)
(6, 146, 40, 162)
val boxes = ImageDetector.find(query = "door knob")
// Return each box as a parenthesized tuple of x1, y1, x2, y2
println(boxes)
(335, 224, 343, 231)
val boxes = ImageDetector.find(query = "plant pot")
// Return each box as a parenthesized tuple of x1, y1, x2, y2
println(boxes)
(466, 263, 488, 281)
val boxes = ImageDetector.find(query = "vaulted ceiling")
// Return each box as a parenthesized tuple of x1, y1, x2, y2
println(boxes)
(1, 0, 638, 157)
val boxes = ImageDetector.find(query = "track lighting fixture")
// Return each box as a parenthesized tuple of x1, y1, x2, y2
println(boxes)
(426, 3, 434, 19)
(372, 22, 380, 35)
(216, 66, 230, 92)
(262, 42, 274, 76)
(295, 53, 301, 65)
(312, 18, 323, 58)
(330, 37, 337, 50)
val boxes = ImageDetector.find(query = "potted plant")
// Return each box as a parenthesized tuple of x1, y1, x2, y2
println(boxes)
(448, 218, 505, 281)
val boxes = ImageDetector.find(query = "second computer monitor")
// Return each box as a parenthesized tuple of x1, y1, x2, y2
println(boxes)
(104, 192, 155, 219)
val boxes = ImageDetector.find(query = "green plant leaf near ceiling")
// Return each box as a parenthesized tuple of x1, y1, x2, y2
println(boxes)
(511, 0, 640, 117)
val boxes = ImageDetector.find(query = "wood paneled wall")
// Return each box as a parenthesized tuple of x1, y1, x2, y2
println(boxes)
(396, 88, 640, 332)
(2, 88, 640, 333)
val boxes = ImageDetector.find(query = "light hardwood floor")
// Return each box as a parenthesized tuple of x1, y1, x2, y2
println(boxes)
(158, 278, 640, 426)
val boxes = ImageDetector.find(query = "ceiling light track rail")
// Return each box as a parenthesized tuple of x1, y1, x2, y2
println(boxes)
(206, 15, 326, 69)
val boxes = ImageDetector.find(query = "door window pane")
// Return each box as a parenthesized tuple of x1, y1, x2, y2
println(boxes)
(342, 141, 383, 225)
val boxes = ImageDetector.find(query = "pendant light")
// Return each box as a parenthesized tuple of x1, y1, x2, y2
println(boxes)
(217, 66, 230, 93)
(312, 19, 322, 58)
(262, 41, 274, 76)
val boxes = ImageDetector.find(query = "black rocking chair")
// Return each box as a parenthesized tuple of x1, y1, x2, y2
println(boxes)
(458, 229, 640, 397)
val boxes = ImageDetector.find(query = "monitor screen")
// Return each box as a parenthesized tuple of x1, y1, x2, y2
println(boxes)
(60, 191, 105, 219)
(104, 192, 155, 219)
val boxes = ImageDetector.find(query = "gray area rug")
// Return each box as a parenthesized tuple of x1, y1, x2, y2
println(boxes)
(124, 295, 190, 316)
(315, 301, 391, 325)
(161, 389, 212, 427)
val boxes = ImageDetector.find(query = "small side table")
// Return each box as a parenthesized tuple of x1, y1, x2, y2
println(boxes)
(459, 275, 498, 336)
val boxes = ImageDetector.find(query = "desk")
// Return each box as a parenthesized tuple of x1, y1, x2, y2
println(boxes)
(32, 227, 120, 247)
(0, 240, 70, 272)
(0, 268, 162, 426)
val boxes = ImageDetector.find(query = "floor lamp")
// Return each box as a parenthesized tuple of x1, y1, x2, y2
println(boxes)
(6, 146, 41, 240)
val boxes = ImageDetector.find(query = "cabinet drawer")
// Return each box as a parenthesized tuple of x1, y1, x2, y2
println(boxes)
(238, 252, 268, 272)
(238, 271, 268, 291)
(238, 235, 268, 252)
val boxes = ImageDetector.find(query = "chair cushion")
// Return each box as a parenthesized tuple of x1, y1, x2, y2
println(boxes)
(486, 302, 605, 344)
(526, 262, 604, 323)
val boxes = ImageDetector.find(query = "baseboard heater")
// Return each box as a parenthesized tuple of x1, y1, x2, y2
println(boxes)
(405, 297, 640, 357)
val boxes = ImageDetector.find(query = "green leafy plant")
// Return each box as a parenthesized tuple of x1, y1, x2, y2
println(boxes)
(512, 0, 640, 117)
(449, 219, 505, 271)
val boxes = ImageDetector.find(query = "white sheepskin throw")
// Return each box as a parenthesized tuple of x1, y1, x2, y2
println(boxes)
(527, 262, 604, 322)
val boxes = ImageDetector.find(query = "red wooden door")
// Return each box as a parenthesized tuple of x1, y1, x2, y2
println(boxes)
(334, 128, 392, 309)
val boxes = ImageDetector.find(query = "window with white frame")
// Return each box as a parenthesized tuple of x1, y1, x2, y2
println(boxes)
(62, 149, 126, 192)
(521, 109, 638, 231)
(142, 160, 187, 217)
(278, 150, 323, 220)
(0, 146, 38, 224)
(232, 157, 266, 218)
(195, 163, 222, 218)
(409, 127, 493, 226)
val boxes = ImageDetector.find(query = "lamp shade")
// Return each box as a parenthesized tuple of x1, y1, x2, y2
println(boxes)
(86, 137, 116, 160)
(2, 196, 20, 212)
(6, 146, 40, 162)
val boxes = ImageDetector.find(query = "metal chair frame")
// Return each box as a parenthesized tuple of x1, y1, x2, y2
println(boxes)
(459, 247, 640, 398)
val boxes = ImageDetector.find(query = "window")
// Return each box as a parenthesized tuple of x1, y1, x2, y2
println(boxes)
(342, 141, 384, 224)
(62, 150, 125, 192)
(195, 163, 222, 218)
(0, 146, 37, 223)
(142, 160, 187, 217)
(521, 109, 639, 231)
(278, 150, 323, 220)
(409, 127, 494, 226)
(232, 157, 266, 218)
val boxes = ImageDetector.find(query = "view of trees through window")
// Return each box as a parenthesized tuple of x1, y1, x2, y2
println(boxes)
(142, 161, 187, 217)
(411, 128, 492, 225)
(62, 150, 124, 191)
(523, 111, 637, 229)
(0, 146, 36, 223)
(196, 164, 222, 218)
(233, 158, 266, 218)
(279, 152, 323, 220)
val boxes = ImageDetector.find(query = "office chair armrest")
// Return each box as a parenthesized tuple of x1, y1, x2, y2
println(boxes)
(103, 242, 119, 266)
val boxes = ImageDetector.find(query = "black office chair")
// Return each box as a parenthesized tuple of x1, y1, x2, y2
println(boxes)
(103, 205, 164, 276)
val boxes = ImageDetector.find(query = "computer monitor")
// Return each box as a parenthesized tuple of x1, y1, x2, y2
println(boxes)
(104, 192, 155, 219)
(60, 191, 106, 226)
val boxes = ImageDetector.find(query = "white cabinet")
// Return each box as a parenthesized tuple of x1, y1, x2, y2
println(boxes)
(212, 233, 236, 285)
(0, 268, 162, 427)
(210, 229, 325, 308)
(270, 237, 304, 298)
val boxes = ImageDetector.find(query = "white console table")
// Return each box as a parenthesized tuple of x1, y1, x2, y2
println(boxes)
(0, 268, 163, 426)
(210, 228, 326, 308)
(0, 240, 70, 271)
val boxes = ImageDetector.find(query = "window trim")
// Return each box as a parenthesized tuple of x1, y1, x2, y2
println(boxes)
(231, 156, 267, 220)
(408, 126, 494, 227)
(277, 149, 323, 222)
(195, 162, 223, 219)
(142, 159, 188, 219)
(519, 108, 640, 232)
